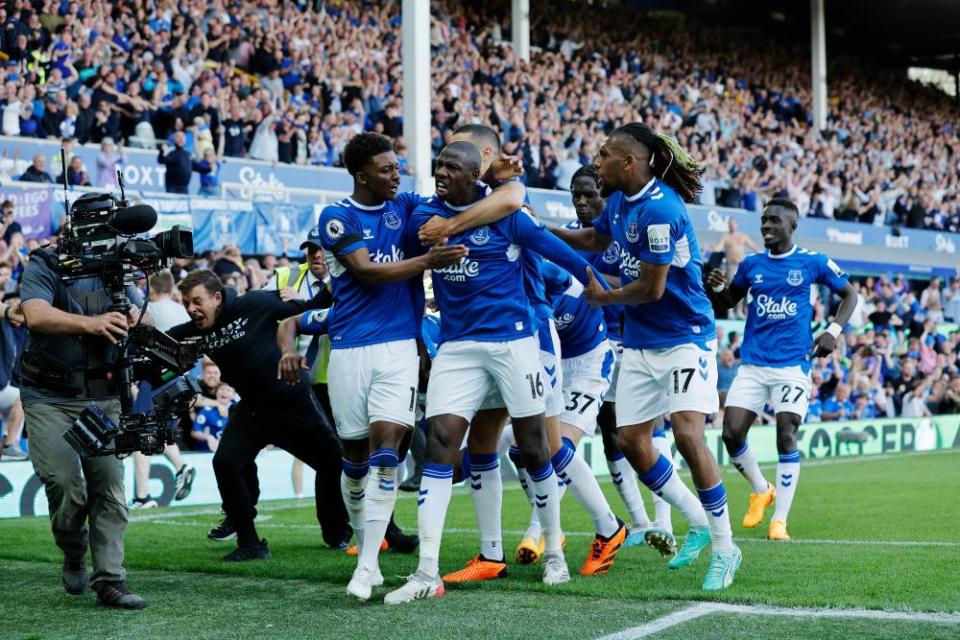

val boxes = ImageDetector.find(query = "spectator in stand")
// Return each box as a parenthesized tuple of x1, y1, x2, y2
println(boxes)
(19, 153, 53, 183)
(821, 383, 855, 422)
(158, 131, 192, 194)
(716, 348, 739, 404)
(1, 201, 21, 246)
(221, 107, 251, 158)
(901, 379, 933, 418)
(193, 148, 222, 197)
(920, 277, 944, 323)
(96, 138, 125, 189)
(57, 155, 90, 186)
(714, 218, 760, 281)
(945, 278, 960, 323)
(213, 245, 245, 279)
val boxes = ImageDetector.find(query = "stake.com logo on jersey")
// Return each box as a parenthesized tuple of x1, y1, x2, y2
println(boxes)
(370, 245, 404, 264)
(612, 241, 644, 278)
(754, 294, 799, 320)
(434, 257, 480, 282)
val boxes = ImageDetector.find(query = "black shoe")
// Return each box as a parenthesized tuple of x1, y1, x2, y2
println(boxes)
(322, 524, 353, 550)
(208, 517, 236, 542)
(399, 469, 422, 492)
(94, 581, 147, 610)
(385, 520, 419, 554)
(223, 539, 271, 562)
(62, 558, 88, 595)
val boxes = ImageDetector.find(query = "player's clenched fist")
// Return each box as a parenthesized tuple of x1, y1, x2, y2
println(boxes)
(707, 269, 726, 291)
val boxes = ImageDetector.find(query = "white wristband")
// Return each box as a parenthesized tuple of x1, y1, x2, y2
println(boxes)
(711, 284, 725, 293)
(825, 322, 842, 339)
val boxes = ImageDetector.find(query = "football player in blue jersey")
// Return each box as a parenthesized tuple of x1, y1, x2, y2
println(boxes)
(565, 166, 675, 547)
(553, 122, 741, 591)
(384, 142, 613, 604)
(415, 126, 627, 583)
(282, 132, 525, 602)
(707, 198, 857, 541)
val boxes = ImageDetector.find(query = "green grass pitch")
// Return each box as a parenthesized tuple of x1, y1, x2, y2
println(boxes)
(2, 450, 958, 639)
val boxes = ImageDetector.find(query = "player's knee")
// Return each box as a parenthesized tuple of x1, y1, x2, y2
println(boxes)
(721, 428, 745, 455)
(425, 424, 459, 464)
(514, 431, 549, 469)
(776, 421, 800, 453)
(616, 427, 652, 459)
(673, 429, 706, 458)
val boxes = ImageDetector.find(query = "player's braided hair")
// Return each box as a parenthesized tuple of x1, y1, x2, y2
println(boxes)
(612, 123, 702, 203)
(570, 164, 599, 189)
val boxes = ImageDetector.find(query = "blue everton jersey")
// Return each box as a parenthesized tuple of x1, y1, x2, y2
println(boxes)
(541, 260, 606, 358)
(732, 245, 849, 369)
(593, 179, 716, 350)
(318, 193, 424, 349)
(409, 194, 602, 344)
(478, 179, 550, 324)
(564, 218, 624, 341)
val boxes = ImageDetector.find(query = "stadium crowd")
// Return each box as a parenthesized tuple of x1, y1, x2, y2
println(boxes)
(0, 1, 959, 230)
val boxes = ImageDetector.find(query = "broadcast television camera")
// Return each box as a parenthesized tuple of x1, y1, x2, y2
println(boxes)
(52, 171, 200, 457)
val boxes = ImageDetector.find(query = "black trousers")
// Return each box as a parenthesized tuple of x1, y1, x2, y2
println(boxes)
(212, 389, 350, 547)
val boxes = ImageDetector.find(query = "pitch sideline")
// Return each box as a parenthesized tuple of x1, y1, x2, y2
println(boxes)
(596, 601, 960, 640)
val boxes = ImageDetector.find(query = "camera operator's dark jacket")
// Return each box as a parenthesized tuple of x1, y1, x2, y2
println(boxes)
(17, 248, 143, 406)
(168, 288, 330, 403)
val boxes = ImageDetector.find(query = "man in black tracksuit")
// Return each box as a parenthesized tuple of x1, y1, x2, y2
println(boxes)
(169, 269, 349, 560)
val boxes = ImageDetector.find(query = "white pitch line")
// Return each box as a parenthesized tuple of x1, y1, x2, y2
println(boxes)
(597, 601, 960, 640)
(713, 602, 960, 624)
(595, 603, 719, 640)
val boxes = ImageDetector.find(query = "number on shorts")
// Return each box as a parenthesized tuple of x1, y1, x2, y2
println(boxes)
(780, 385, 804, 404)
(408, 386, 416, 412)
(565, 392, 597, 414)
(526, 372, 544, 399)
(672, 368, 694, 394)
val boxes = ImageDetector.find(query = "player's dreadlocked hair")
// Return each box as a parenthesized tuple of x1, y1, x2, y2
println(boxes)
(343, 132, 394, 175)
(570, 164, 599, 190)
(611, 123, 702, 203)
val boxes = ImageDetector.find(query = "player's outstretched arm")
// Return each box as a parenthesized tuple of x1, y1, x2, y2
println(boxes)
(417, 181, 526, 244)
(549, 224, 611, 253)
(518, 214, 611, 291)
(584, 261, 670, 307)
(339, 243, 468, 285)
(707, 268, 746, 309)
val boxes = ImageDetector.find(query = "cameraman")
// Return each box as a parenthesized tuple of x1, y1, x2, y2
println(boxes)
(169, 269, 350, 561)
(17, 248, 148, 609)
